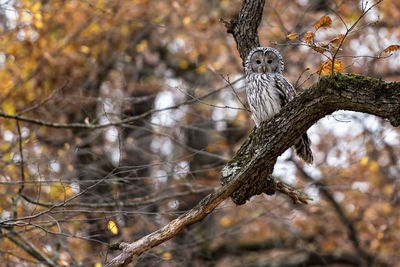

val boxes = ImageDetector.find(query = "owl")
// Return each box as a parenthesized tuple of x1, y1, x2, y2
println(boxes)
(245, 47, 313, 164)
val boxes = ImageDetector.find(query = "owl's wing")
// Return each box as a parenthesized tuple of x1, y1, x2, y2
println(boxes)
(274, 74, 296, 105)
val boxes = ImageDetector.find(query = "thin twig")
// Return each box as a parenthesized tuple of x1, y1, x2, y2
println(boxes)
(6, 229, 57, 266)
(18, 80, 69, 115)
(0, 78, 243, 129)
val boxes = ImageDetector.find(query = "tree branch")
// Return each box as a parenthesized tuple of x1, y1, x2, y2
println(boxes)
(221, 0, 265, 62)
(105, 74, 400, 266)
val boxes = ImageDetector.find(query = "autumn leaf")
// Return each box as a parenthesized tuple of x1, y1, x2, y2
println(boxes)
(383, 45, 400, 53)
(317, 58, 345, 75)
(332, 60, 345, 73)
(360, 156, 369, 166)
(304, 31, 315, 44)
(330, 34, 345, 47)
(107, 220, 118, 235)
(315, 15, 332, 30)
(162, 252, 172, 260)
(287, 33, 298, 40)
(219, 216, 233, 227)
(311, 45, 325, 54)
(368, 160, 379, 172)
(2, 102, 16, 115)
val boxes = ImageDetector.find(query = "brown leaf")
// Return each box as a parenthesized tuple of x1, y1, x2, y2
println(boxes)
(317, 42, 329, 49)
(315, 16, 332, 30)
(329, 34, 345, 47)
(383, 45, 400, 53)
(304, 31, 315, 44)
(287, 33, 298, 40)
(311, 46, 325, 54)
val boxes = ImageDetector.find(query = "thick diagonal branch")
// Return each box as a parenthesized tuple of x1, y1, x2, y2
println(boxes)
(105, 74, 400, 266)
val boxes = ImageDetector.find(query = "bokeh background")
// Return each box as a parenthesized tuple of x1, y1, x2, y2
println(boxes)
(0, 0, 400, 266)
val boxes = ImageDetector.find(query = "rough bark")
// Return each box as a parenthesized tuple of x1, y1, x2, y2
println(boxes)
(222, 0, 265, 62)
(222, 73, 400, 204)
(105, 74, 400, 266)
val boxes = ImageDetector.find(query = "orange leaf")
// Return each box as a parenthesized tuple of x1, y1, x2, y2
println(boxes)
(162, 252, 172, 260)
(287, 33, 298, 40)
(383, 45, 400, 53)
(311, 45, 326, 54)
(315, 16, 332, 30)
(333, 60, 345, 73)
(304, 31, 315, 44)
(317, 58, 345, 75)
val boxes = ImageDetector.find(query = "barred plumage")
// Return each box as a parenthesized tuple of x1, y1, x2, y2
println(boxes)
(245, 47, 313, 164)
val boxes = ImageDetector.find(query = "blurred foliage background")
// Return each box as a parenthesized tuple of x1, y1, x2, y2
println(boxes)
(0, 0, 400, 266)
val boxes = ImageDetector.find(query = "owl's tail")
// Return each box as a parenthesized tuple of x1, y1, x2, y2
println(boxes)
(294, 133, 313, 164)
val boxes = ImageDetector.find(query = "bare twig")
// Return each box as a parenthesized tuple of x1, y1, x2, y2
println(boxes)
(6, 229, 57, 266)
(0, 78, 242, 129)
(331, 0, 383, 73)
(18, 80, 69, 115)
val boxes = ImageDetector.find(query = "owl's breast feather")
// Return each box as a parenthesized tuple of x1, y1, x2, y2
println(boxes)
(246, 73, 282, 127)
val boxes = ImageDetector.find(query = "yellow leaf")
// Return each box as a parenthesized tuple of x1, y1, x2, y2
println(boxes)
(120, 25, 130, 36)
(136, 40, 148, 53)
(1, 143, 10, 152)
(183, 16, 191, 25)
(383, 45, 400, 53)
(2, 102, 16, 115)
(316, 58, 345, 75)
(360, 156, 369, 166)
(80, 45, 90, 54)
(88, 23, 102, 34)
(94, 263, 102, 267)
(107, 220, 118, 235)
(3, 152, 11, 162)
(219, 216, 232, 227)
(382, 185, 394, 196)
(287, 33, 298, 40)
(34, 13, 42, 20)
(315, 15, 332, 30)
(333, 61, 345, 72)
(57, 148, 65, 157)
(304, 31, 315, 45)
(162, 252, 172, 260)
(49, 182, 73, 199)
(196, 65, 207, 74)
(368, 160, 379, 172)
(34, 13, 43, 28)
(154, 15, 163, 24)
(179, 60, 189, 70)
(31, 2, 41, 13)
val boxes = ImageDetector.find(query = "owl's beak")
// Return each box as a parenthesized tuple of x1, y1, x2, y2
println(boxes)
(262, 65, 267, 73)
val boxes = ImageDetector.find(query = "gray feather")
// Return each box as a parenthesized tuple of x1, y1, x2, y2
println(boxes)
(245, 47, 313, 163)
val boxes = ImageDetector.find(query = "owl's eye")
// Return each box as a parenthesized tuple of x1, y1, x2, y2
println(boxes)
(256, 60, 261, 64)
(267, 59, 273, 64)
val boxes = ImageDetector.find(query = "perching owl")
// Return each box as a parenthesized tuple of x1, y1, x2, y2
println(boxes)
(245, 47, 313, 164)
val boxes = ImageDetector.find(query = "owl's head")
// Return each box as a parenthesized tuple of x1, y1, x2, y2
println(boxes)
(245, 47, 284, 75)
